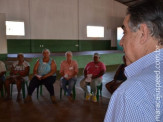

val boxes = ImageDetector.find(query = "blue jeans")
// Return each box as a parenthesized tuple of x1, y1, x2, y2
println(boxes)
(61, 77, 77, 96)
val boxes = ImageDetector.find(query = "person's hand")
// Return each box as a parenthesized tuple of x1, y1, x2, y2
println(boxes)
(64, 74, 69, 80)
(41, 75, 47, 80)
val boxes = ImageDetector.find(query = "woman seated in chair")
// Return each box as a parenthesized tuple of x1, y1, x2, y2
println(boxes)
(60, 51, 78, 102)
(105, 55, 130, 94)
(5, 53, 30, 101)
(25, 49, 57, 103)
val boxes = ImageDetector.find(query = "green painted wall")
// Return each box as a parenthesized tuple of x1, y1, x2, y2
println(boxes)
(0, 54, 7, 61)
(79, 40, 111, 51)
(7, 39, 113, 53)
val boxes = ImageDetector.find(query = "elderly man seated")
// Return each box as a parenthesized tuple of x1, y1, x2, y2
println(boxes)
(5, 53, 30, 101)
(60, 51, 78, 102)
(80, 53, 106, 102)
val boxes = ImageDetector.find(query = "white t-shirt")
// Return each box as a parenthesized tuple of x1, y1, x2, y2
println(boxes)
(12, 60, 30, 81)
(0, 61, 6, 73)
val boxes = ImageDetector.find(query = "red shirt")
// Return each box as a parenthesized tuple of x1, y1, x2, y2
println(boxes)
(85, 61, 106, 78)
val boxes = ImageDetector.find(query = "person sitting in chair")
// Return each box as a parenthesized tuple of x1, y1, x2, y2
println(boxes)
(0, 60, 6, 97)
(5, 53, 30, 101)
(105, 55, 130, 94)
(60, 51, 78, 102)
(80, 53, 106, 102)
(25, 49, 57, 104)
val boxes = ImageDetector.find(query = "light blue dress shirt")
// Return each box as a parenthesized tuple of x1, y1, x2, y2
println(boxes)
(104, 48, 163, 122)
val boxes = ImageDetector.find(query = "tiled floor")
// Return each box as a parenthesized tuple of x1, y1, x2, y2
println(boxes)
(0, 65, 118, 122)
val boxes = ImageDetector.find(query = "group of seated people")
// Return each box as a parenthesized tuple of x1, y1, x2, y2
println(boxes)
(0, 49, 107, 103)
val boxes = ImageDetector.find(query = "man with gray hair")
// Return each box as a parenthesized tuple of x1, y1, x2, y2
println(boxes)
(104, 0, 163, 121)
(60, 51, 78, 102)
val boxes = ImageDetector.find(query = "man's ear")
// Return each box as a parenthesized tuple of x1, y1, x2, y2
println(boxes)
(139, 24, 149, 44)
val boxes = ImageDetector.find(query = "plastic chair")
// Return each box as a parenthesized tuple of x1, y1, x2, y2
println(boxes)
(84, 82, 103, 101)
(1, 86, 5, 97)
(10, 80, 28, 99)
(60, 82, 76, 100)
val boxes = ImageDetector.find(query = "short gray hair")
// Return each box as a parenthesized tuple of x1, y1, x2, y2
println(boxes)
(42, 48, 51, 55)
(65, 51, 73, 57)
(127, 0, 163, 45)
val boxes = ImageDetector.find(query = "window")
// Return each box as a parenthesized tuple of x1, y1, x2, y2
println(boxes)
(5, 21, 25, 36)
(87, 26, 104, 38)
(117, 27, 124, 50)
(117, 27, 123, 40)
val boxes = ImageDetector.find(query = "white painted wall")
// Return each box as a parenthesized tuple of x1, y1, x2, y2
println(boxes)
(0, 13, 7, 53)
(0, 0, 127, 46)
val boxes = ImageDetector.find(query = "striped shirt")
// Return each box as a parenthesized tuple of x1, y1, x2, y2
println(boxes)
(104, 48, 163, 122)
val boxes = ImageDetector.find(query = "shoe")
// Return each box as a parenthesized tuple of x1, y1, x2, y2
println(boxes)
(24, 95, 32, 103)
(67, 95, 74, 102)
(85, 94, 91, 101)
(92, 95, 97, 102)
(51, 96, 57, 104)
(16, 94, 21, 102)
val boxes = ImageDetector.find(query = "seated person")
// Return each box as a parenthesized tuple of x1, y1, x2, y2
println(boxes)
(60, 51, 78, 102)
(105, 55, 130, 94)
(5, 53, 30, 101)
(25, 49, 57, 103)
(0, 60, 6, 96)
(80, 53, 106, 102)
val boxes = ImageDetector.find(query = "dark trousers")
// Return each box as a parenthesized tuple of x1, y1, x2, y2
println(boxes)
(28, 76, 56, 96)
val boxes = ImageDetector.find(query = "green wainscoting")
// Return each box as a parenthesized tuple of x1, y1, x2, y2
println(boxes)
(0, 54, 7, 61)
(7, 39, 112, 53)
(79, 40, 111, 51)
(7, 39, 31, 53)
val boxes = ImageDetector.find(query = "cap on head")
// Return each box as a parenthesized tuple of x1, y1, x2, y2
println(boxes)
(17, 53, 24, 58)
(94, 53, 100, 57)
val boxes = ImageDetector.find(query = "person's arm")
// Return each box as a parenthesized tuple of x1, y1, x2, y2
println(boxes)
(33, 60, 39, 75)
(10, 64, 16, 76)
(72, 61, 78, 77)
(92, 69, 105, 79)
(19, 66, 30, 77)
(41, 60, 57, 79)
(84, 68, 87, 78)
(60, 61, 64, 77)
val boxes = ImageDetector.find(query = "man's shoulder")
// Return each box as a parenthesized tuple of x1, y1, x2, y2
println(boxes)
(72, 60, 77, 63)
(116, 79, 150, 104)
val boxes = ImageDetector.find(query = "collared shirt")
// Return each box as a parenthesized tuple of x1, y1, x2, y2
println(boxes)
(85, 61, 106, 78)
(60, 60, 78, 79)
(104, 49, 163, 122)
(0, 61, 6, 73)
